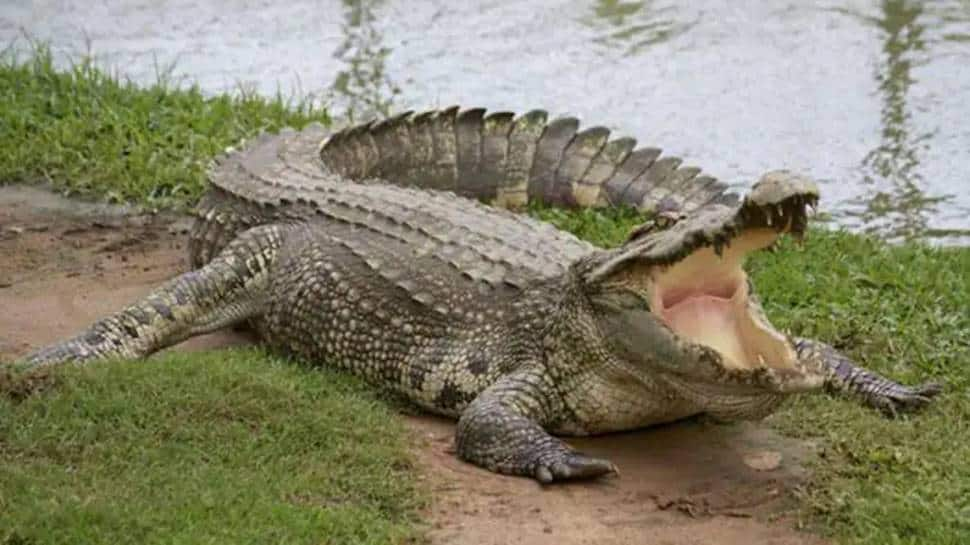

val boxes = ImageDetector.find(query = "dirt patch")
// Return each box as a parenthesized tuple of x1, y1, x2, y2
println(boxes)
(414, 416, 826, 545)
(0, 185, 827, 545)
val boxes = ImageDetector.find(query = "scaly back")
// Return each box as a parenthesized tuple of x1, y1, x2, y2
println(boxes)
(191, 106, 738, 268)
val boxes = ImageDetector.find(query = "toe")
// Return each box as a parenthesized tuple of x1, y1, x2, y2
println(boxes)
(880, 382, 943, 417)
(916, 382, 943, 397)
(536, 453, 618, 482)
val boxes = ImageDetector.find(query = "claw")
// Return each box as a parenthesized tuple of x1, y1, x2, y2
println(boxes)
(917, 382, 944, 397)
(874, 381, 943, 418)
(535, 452, 618, 483)
(713, 240, 724, 257)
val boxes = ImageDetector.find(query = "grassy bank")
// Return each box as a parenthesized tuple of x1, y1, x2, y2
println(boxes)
(0, 47, 329, 208)
(0, 351, 421, 545)
(2, 49, 969, 544)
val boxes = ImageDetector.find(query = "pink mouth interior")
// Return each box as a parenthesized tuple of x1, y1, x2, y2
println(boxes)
(649, 229, 796, 370)
(660, 281, 751, 369)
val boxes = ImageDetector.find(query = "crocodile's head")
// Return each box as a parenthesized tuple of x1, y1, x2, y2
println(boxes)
(574, 171, 820, 396)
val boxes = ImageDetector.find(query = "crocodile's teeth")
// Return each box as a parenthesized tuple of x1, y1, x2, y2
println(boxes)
(757, 354, 767, 367)
(765, 212, 773, 226)
(777, 204, 784, 217)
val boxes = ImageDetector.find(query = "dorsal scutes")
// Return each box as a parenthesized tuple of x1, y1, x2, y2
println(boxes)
(317, 106, 735, 215)
(206, 123, 589, 287)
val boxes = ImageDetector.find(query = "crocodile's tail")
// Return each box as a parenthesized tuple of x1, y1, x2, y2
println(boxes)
(318, 106, 738, 214)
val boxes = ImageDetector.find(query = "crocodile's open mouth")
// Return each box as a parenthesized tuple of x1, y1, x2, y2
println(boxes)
(646, 184, 816, 371)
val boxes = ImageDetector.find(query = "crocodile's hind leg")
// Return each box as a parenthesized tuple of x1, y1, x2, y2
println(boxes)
(455, 365, 618, 483)
(18, 225, 287, 368)
(795, 338, 942, 416)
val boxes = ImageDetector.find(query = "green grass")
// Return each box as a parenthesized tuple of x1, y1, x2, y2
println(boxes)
(0, 46, 329, 209)
(0, 350, 421, 545)
(2, 47, 969, 544)
(754, 235, 970, 544)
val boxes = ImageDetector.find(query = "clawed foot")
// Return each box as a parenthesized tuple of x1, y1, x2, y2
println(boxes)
(533, 451, 618, 484)
(869, 381, 943, 418)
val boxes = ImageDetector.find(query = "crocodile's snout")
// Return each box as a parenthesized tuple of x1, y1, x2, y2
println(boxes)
(736, 170, 819, 240)
(748, 170, 819, 206)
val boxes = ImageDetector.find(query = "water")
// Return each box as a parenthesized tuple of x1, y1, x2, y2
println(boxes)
(3, 0, 970, 244)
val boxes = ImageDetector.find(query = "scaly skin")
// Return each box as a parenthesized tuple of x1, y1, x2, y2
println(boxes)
(16, 107, 940, 483)
(795, 338, 942, 417)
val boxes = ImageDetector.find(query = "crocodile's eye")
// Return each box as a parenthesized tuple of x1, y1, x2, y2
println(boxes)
(625, 211, 685, 243)
(654, 214, 676, 230)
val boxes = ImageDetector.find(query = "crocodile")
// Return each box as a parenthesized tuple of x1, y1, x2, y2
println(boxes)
(17, 106, 940, 483)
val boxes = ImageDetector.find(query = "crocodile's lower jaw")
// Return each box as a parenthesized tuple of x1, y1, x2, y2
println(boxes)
(651, 228, 797, 371)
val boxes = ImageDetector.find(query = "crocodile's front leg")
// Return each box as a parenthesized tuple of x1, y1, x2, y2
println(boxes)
(795, 338, 942, 416)
(455, 365, 617, 483)
(17, 225, 286, 368)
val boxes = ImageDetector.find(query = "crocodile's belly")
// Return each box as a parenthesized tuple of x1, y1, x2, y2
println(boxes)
(551, 374, 787, 436)
(551, 378, 703, 436)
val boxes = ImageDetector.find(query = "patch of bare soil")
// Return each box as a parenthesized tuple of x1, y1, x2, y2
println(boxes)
(0, 185, 827, 545)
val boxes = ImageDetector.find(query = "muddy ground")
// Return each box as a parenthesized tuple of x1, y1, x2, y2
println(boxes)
(0, 185, 827, 545)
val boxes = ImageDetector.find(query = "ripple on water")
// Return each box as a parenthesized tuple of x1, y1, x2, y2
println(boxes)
(3, 0, 969, 244)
